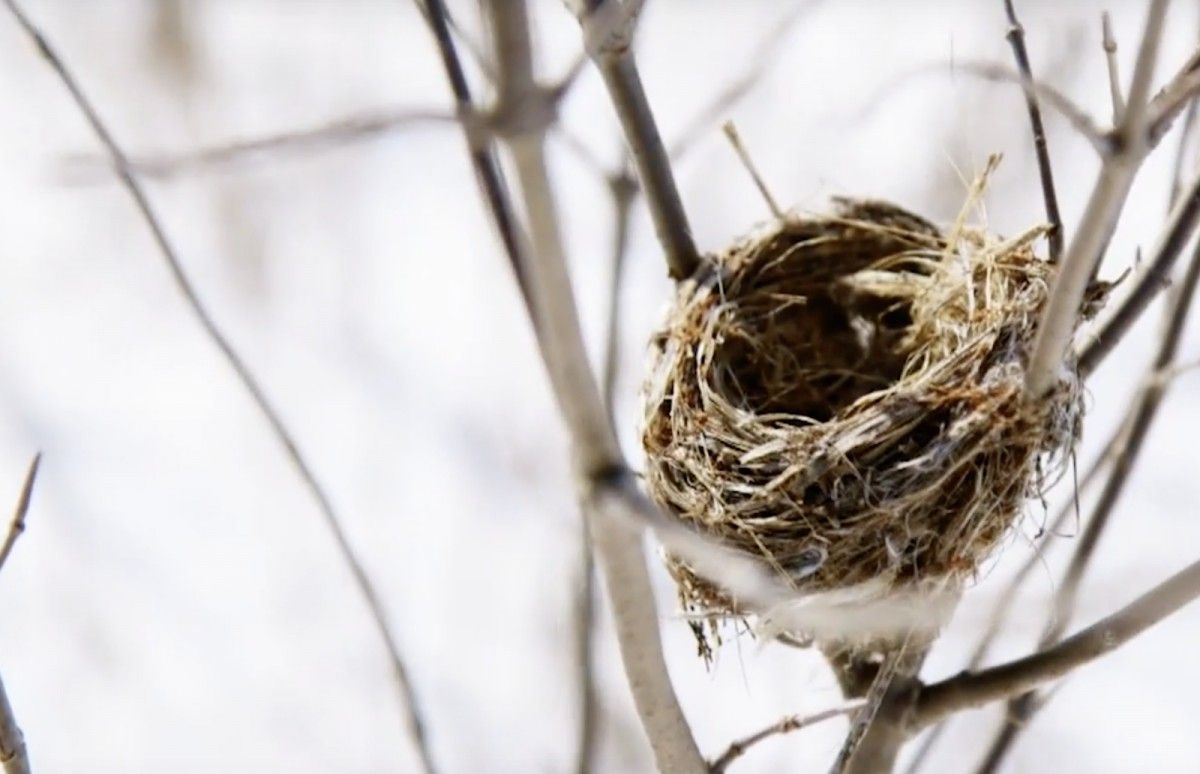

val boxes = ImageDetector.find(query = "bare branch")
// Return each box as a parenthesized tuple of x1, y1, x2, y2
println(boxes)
(1003, 0, 1064, 261)
(1077, 165, 1200, 377)
(1101, 12, 1125, 122)
(1, 4, 436, 771)
(0, 454, 40, 576)
(914, 556, 1200, 728)
(64, 108, 456, 181)
(573, 0, 700, 280)
(708, 702, 864, 773)
(421, 0, 532, 308)
(482, 3, 705, 770)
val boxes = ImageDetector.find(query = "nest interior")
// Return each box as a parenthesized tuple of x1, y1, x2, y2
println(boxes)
(642, 198, 1082, 638)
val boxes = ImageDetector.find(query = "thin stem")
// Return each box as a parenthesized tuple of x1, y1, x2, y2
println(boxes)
(914, 556, 1200, 728)
(1003, 0, 1064, 261)
(708, 702, 864, 773)
(66, 108, 456, 181)
(575, 0, 700, 280)
(1, 4, 436, 772)
(421, 0, 531, 309)
(1101, 12, 1125, 122)
(721, 121, 784, 220)
(0, 455, 41, 575)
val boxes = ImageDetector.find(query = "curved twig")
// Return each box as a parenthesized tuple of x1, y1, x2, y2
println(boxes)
(1, 4, 436, 772)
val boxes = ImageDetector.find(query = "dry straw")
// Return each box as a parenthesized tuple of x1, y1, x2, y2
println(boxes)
(642, 160, 1091, 654)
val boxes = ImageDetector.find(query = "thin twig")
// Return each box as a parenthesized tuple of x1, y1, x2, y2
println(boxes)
(945, 61, 1110, 155)
(0, 455, 41, 575)
(721, 121, 783, 220)
(0, 458, 41, 774)
(913, 556, 1200, 728)
(0, 673, 29, 774)
(1101, 12, 1125, 122)
(709, 702, 864, 773)
(574, 0, 700, 280)
(1025, 0, 1169, 397)
(1, 4, 436, 772)
(64, 108, 456, 181)
(1003, 0, 1064, 261)
(422, 0, 531, 308)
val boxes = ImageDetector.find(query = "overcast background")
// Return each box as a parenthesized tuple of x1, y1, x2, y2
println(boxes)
(0, 1, 1198, 772)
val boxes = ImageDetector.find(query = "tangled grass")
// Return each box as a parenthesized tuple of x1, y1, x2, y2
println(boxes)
(642, 183, 1086, 650)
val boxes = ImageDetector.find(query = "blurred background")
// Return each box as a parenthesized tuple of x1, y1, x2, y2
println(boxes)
(0, 1, 1198, 772)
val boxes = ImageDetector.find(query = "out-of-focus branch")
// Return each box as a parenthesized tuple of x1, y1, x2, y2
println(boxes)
(946, 62, 1110, 154)
(1003, 0, 1063, 261)
(1025, 0, 1169, 397)
(481, 3, 704, 770)
(913, 557, 1200, 728)
(666, 0, 826, 160)
(0, 455, 40, 575)
(63, 108, 456, 181)
(708, 701, 864, 773)
(573, 0, 699, 280)
(1, 4, 437, 772)
(0, 673, 29, 774)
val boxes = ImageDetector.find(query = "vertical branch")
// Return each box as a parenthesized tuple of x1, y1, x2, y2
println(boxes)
(574, 0, 700, 280)
(482, 3, 705, 770)
(1003, 0, 1063, 261)
(574, 166, 636, 774)
(1, 4, 436, 772)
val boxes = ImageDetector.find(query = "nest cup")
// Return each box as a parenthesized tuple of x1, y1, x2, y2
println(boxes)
(642, 197, 1083, 646)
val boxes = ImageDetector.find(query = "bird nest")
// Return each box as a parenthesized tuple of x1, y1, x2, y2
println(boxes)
(642, 196, 1086, 649)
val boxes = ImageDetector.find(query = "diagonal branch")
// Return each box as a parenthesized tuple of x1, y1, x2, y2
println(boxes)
(913, 556, 1200, 728)
(573, 0, 700, 280)
(0, 456, 42, 774)
(708, 701, 864, 773)
(0, 3, 436, 772)
(0, 454, 41, 575)
(1003, 0, 1063, 261)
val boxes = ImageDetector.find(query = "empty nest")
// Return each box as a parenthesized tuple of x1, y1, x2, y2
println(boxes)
(642, 196, 1085, 646)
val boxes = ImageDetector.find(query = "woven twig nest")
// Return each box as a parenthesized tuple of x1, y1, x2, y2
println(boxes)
(642, 196, 1085, 649)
